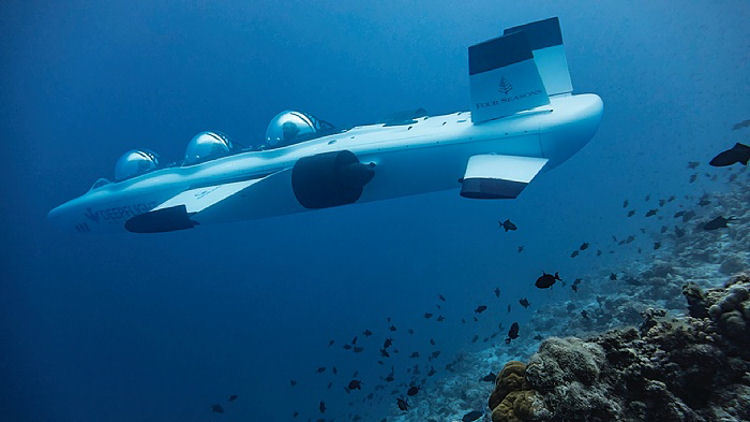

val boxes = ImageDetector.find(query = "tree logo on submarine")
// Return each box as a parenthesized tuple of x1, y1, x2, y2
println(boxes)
(498, 76, 513, 95)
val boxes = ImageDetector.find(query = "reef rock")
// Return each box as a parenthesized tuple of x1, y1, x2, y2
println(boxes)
(487, 275, 750, 421)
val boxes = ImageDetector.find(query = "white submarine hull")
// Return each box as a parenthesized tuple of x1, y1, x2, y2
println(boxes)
(47, 17, 604, 234)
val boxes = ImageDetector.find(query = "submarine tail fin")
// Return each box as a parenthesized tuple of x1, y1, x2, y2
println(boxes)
(468, 28, 550, 123)
(503, 17, 573, 97)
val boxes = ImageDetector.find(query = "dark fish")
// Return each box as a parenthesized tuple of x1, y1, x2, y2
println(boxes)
(645, 194, 651, 201)
(533, 334, 543, 341)
(290, 379, 297, 386)
(689, 174, 697, 183)
(732, 119, 750, 130)
(353, 346, 364, 353)
(623, 200, 629, 208)
(424, 312, 433, 319)
(682, 210, 696, 222)
(481, 372, 496, 382)
(462, 410, 484, 422)
(352, 336, 358, 344)
(430, 338, 436, 346)
(293, 410, 299, 418)
(645, 209, 657, 217)
(710, 143, 750, 167)
(397, 397, 409, 411)
(319, 400, 326, 413)
(348, 379, 362, 390)
(627, 210, 635, 217)
(499, 219, 517, 232)
(507, 304, 511, 313)
(517, 246, 524, 253)
(609, 273, 617, 281)
(438, 294, 446, 302)
(519, 298, 530, 308)
(653, 242, 661, 250)
(570, 250, 579, 258)
(332, 367, 337, 374)
(687, 161, 700, 169)
(428, 366, 436, 376)
(328, 339, 334, 346)
(535, 272, 560, 289)
(505, 322, 519, 344)
(316, 367, 326, 373)
(380, 348, 390, 357)
(363, 329, 372, 336)
(436, 315, 445, 322)
(698, 199, 710, 206)
(494, 287, 500, 298)
(703, 216, 735, 231)
(211, 404, 224, 414)
(673, 210, 685, 218)
(658, 199, 666, 207)
(580, 242, 589, 250)
(660, 225, 668, 233)
(343, 344, 352, 350)
(389, 325, 397, 331)
(471, 335, 479, 343)
(383, 338, 392, 348)
(668, 195, 675, 202)
(407, 386, 419, 396)
(625, 235, 635, 244)
(581, 310, 589, 319)
(474, 305, 487, 314)
(596, 249, 602, 256)
(408, 328, 414, 334)
(410, 352, 419, 358)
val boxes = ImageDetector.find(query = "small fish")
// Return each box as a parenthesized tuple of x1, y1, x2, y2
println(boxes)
(645, 194, 651, 201)
(480, 372, 496, 382)
(703, 216, 735, 231)
(623, 200, 629, 208)
(471, 334, 479, 343)
(505, 322, 519, 344)
(653, 242, 661, 250)
(380, 348, 390, 357)
(517, 245, 524, 253)
(430, 350, 440, 359)
(732, 119, 750, 130)
(660, 225, 668, 233)
(668, 195, 675, 202)
(408, 328, 414, 334)
(424, 312, 433, 319)
(645, 209, 657, 217)
(343, 344, 352, 350)
(499, 219, 517, 232)
(519, 298, 530, 308)
(682, 211, 696, 222)
(352, 336, 358, 344)
(428, 366, 436, 376)
(438, 294, 446, 302)
(698, 199, 711, 206)
(627, 210, 636, 217)
(363, 329, 372, 336)
(570, 250, 579, 258)
(474, 305, 487, 314)
(596, 249, 602, 256)
(397, 397, 409, 411)
(389, 325, 397, 331)
(580, 242, 589, 250)
(211, 404, 224, 414)
(332, 367, 337, 374)
(353, 346, 364, 353)
(689, 174, 697, 183)
(609, 273, 617, 281)
(316, 367, 326, 373)
(383, 338, 392, 348)
(319, 400, 326, 413)
(430, 338, 436, 346)
(658, 199, 666, 207)
(407, 386, 419, 396)
(462, 410, 484, 422)
(436, 315, 445, 322)
(710, 143, 750, 167)
(581, 310, 589, 319)
(533, 334, 543, 341)
(290, 379, 297, 386)
(328, 339, 334, 347)
(535, 272, 560, 289)
(410, 352, 419, 358)
(687, 161, 700, 169)
(494, 287, 500, 298)
(674, 211, 685, 218)
(348, 379, 362, 390)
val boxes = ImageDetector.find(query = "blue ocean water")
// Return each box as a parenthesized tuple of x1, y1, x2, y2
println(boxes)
(1, 1, 748, 421)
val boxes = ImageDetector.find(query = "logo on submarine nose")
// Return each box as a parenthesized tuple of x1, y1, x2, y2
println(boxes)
(498, 76, 513, 95)
(84, 207, 100, 223)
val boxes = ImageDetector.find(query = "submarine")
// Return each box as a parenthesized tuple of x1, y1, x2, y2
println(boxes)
(48, 17, 603, 234)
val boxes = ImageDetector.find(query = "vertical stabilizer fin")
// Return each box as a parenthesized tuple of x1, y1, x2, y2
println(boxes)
(503, 17, 572, 96)
(469, 31, 549, 123)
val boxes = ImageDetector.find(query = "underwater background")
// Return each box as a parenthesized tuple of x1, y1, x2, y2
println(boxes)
(1, 1, 749, 421)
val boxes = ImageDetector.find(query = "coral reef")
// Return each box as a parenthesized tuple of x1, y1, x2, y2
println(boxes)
(487, 275, 750, 421)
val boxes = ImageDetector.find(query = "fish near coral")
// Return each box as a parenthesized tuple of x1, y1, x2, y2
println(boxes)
(535, 272, 560, 288)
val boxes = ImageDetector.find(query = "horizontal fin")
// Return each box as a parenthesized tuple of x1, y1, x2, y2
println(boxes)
(460, 154, 548, 199)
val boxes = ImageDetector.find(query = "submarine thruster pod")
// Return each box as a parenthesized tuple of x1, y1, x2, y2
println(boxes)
(183, 131, 233, 165)
(114, 149, 160, 181)
(265, 110, 334, 148)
